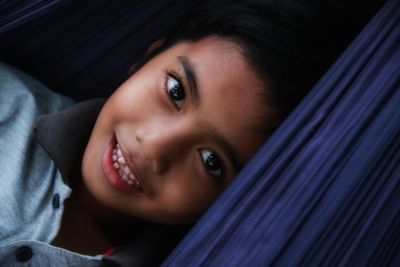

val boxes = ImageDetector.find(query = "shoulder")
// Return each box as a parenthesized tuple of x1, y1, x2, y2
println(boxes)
(0, 63, 75, 116)
(0, 63, 75, 158)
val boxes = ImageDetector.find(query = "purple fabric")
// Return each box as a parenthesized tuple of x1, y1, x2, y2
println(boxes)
(0, 0, 202, 100)
(0, 0, 65, 33)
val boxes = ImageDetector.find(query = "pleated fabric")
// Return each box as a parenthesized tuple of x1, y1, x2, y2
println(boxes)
(162, 0, 400, 266)
(0, 0, 63, 33)
(0, 0, 201, 100)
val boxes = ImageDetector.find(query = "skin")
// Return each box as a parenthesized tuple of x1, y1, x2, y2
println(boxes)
(81, 37, 270, 225)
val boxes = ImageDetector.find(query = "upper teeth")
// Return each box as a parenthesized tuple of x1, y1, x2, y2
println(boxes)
(112, 144, 142, 190)
(118, 156, 126, 164)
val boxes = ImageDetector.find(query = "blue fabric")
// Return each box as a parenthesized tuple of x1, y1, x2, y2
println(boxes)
(0, 0, 65, 34)
(0, 63, 102, 266)
(162, 0, 400, 266)
(0, 0, 202, 100)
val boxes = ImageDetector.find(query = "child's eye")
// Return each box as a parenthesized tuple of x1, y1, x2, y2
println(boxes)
(200, 149, 224, 180)
(167, 75, 185, 110)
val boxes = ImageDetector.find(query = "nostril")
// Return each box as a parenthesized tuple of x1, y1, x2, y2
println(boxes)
(136, 129, 171, 174)
(152, 159, 168, 174)
(136, 139, 167, 174)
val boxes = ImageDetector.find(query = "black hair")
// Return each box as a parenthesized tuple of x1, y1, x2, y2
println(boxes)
(135, 0, 382, 134)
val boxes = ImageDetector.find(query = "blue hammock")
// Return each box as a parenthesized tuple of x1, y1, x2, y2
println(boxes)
(0, 0, 201, 100)
(162, 0, 400, 266)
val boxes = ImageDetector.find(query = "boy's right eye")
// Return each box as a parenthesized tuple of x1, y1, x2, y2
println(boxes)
(166, 74, 185, 110)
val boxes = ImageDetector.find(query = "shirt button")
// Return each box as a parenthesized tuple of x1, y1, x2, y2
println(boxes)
(52, 193, 60, 209)
(15, 246, 33, 262)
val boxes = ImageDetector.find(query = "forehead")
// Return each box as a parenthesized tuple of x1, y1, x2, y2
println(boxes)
(168, 38, 270, 165)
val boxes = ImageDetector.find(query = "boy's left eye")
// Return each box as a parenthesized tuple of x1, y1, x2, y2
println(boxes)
(200, 149, 224, 180)
(167, 75, 185, 110)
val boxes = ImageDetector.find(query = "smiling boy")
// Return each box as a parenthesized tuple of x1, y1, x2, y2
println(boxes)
(82, 37, 268, 224)
(47, 36, 268, 257)
(0, 0, 375, 266)
(0, 36, 268, 267)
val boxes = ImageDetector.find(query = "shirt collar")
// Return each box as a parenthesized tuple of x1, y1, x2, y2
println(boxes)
(34, 99, 106, 183)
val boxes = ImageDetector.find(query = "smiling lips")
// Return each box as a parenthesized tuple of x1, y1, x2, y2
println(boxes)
(112, 144, 143, 191)
(101, 135, 145, 194)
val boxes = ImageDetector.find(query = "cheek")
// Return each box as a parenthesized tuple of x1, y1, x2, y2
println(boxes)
(106, 80, 161, 124)
(156, 168, 220, 223)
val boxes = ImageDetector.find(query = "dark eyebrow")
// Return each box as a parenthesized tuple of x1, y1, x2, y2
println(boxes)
(178, 56, 199, 105)
(177, 57, 240, 174)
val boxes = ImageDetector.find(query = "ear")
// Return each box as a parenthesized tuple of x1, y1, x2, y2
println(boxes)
(147, 38, 166, 54)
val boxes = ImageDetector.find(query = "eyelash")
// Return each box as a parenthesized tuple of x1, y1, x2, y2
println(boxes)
(165, 72, 185, 110)
(199, 148, 225, 183)
(165, 72, 225, 183)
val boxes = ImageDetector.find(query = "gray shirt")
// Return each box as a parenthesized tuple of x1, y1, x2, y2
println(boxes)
(0, 63, 189, 267)
(0, 63, 103, 266)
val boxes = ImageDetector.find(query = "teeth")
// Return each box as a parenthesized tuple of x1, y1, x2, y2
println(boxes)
(112, 142, 142, 190)
(124, 166, 131, 175)
(118, 157, 126, 164)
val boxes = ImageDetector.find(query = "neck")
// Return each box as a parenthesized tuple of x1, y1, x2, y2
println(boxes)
(52, 176, 141, 255)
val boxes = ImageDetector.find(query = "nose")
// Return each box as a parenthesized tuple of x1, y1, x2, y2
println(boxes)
(136, 119, 199, 174)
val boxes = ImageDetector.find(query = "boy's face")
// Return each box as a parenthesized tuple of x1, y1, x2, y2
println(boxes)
(82, 37, 269, 224)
